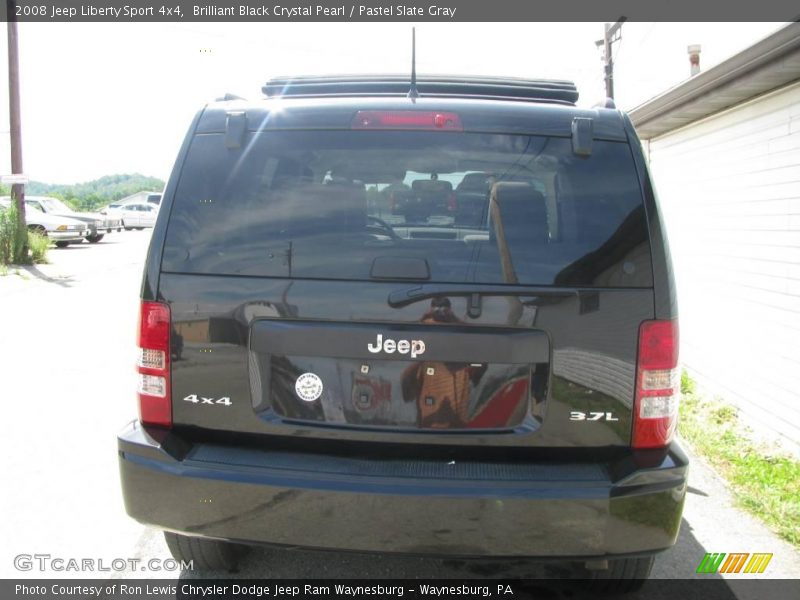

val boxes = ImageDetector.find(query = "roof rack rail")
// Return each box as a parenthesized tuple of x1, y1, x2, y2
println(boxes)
(262, 75, 579, 105)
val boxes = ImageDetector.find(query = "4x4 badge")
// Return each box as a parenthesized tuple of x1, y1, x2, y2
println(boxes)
(182, 394, 232, 407)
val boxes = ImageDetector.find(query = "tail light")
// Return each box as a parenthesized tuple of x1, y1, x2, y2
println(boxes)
(447, 193, 457, 212)
(633, 319, 679, 449)
(137, 301, 171, 427)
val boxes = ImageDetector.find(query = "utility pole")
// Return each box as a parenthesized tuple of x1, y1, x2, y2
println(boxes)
(7, 4, 28, 260)
(596, 18, 626, 100)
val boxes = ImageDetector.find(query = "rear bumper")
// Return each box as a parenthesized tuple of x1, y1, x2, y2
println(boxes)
(118, 421, 687, 558)
(49, 229, 89, 241)
(86, 222, 118, 236)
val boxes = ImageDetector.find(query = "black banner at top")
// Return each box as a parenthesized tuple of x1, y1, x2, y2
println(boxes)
(2, 0, 799, 22)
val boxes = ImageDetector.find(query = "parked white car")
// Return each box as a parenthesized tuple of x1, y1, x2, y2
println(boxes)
(119, 203, 158, 229)
(99, 193, 161, 217)
(0, 199, 90, 247)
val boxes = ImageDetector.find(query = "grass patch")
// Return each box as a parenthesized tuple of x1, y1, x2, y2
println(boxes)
(679, 372, 800, 547)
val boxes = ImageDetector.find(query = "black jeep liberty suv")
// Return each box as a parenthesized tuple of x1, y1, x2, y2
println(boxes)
(118, 75, 687, 591)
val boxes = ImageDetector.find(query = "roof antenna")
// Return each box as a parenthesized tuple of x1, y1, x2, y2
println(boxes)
(407, 27, 419, 101)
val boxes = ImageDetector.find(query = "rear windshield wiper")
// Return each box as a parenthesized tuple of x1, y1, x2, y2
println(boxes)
(388, 284, 576, 311)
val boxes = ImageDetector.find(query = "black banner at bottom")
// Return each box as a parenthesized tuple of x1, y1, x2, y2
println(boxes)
(4, 579, 800, 600)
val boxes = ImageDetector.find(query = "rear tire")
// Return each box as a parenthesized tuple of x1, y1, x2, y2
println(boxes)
(163, 531, 248, 572)
(54, 241, 69, 248)
(86, 234, 104, 243)
(581, 556, 654, 594)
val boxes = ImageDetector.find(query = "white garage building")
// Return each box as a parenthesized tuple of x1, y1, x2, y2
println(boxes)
(629, 22, 800, 453)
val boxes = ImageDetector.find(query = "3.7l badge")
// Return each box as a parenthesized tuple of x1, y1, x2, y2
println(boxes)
(570, 411, 618, 421)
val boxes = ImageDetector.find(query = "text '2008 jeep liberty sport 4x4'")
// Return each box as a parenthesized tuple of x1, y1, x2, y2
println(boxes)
(118, 75, 687, 589)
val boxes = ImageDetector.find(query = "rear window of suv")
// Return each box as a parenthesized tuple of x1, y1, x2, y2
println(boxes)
(162, 130, 652, 287)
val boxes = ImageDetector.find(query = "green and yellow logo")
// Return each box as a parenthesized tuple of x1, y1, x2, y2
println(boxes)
(696, 553, 773, 574)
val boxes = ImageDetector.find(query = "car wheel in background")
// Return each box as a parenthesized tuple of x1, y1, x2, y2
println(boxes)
(85, 234, 105, 243)
(54, 241, 70, 248)
(28, 225, 48, 237)
(163, 531, 249, 572)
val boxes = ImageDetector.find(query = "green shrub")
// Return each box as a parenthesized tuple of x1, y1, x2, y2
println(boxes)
(2, 201, 45, 265)
(27, 230, 50, 264)
(0, 201, 16, 265)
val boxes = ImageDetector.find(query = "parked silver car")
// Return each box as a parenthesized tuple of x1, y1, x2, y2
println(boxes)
(0, 199, 89, 247)
(21, 196, 122, 243)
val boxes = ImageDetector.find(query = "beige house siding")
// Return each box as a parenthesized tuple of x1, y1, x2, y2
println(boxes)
(645, 81, 800, 452)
